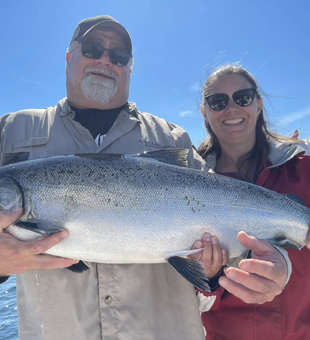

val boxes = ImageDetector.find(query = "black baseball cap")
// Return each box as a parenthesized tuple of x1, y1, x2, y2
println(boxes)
(69, 15, 132, 54)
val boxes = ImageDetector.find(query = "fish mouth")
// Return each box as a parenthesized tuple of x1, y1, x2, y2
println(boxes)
(223, 118, 244, 125)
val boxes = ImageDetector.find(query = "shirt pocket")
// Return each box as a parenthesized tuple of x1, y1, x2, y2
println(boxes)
(11, 137, 49, 160)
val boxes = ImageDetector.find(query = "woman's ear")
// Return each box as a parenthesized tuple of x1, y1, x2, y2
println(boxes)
(201, 106, 206, 118)
(257, 97, 263, 114)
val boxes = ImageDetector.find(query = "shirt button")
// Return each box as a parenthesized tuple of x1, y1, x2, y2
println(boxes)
(104, 295, 113, 304)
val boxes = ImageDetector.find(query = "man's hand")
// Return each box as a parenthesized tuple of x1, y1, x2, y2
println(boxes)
(0, 207, 78, 277)
(189, 232, 228, 279)
(218, 231, 288, 304)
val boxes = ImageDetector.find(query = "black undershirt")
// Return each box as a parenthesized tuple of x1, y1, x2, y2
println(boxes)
(70, 104, 127, 139)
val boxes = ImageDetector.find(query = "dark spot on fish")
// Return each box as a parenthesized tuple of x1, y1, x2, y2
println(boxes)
(185, 196, 188, 200)
(115, 202, 118, 207)
(191, 208, 196, 213)
(165, 187, 168, 191)
(87, 170, 96, 178)
(107, 198, 111, 204)
(187, 201, 190, 206)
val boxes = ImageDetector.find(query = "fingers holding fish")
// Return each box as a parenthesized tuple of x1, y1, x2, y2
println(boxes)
(24, 230, 71, 257)
(189, 233, 228, 279)
(239, 257, 287, 290)
(217, 231, 288, 304)
(22, 253, 79, 272)
(200, 234, 228, 278)
(0, 234, 79, 275)
(237, 231, 288, 288)
(0, 218, 78, 276)
(219, 266, 280, 304)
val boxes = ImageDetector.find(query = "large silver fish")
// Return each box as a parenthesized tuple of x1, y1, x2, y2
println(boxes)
(1, 149, 310, 291)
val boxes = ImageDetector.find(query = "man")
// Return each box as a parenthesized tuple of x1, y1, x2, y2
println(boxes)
(0, 15, 293, 340)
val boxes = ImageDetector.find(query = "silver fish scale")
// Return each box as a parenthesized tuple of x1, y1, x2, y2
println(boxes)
(2, 154, 310, 263)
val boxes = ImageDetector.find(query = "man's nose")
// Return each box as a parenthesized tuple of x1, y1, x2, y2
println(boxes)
(96, 49, 112, 66)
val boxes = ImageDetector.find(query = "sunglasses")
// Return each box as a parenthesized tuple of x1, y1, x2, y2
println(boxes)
(205, 88, 257, 111)
(80, 41, 132, 67)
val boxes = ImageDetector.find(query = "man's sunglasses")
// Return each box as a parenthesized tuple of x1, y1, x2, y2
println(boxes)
(80, 41, 132, 67)
(205, 88, 257, 111)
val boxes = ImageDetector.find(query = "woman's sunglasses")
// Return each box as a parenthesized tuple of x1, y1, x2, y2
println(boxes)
(205, 88, 257, 111)
(80, 41, 132, 67)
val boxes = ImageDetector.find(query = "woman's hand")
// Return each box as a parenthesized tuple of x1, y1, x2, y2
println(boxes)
(188, 232, 228, 279)
(218, 231, 288, 304)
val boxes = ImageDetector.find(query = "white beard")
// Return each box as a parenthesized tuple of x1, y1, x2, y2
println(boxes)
(81, 67, 119, 105)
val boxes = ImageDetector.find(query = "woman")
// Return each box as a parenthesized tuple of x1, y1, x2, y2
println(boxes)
(194, 64, 310, 339)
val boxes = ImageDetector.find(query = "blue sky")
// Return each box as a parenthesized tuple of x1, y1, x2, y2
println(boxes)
(1, 0, 309, 147)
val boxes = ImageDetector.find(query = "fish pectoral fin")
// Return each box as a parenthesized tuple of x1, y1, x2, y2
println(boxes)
(168, 256, 210, 292)
(271, 238, 301, 250)
(66, 261, 90, 273)
(5, 222, 62, 241)
(168, 248, 203, 257)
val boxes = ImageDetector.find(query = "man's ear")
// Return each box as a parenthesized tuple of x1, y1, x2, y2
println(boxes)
(66, 52, 70, 63)
(65, 52, 70, 75)
(129, 68, 132, 74)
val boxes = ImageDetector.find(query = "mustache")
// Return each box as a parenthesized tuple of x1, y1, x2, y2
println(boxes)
(84, 66, 119, 80)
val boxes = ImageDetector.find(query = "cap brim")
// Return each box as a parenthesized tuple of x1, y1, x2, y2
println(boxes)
(80, 21, 132, 54)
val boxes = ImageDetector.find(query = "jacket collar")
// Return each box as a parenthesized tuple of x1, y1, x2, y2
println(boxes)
(204, 137, 306, 171)
(267, 138, 305, 168)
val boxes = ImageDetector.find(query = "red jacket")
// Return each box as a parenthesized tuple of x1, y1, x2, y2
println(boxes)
(201, 147, 310, 340)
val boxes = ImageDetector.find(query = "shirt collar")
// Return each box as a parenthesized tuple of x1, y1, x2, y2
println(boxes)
(58, 98, 139, 120)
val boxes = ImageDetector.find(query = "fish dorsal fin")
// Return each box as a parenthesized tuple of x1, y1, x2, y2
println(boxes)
(135, 148, 189, 167)
(284, 194, 306, 206)
(74, 150, 189, 167)
(75, 153, 122, 161)
(64, 150, 189, 167)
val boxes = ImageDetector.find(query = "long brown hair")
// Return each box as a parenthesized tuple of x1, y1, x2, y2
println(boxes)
(198, 63, 295, 183)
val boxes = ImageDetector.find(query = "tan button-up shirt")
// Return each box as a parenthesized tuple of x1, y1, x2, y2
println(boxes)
(0, 98, 206, 340)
